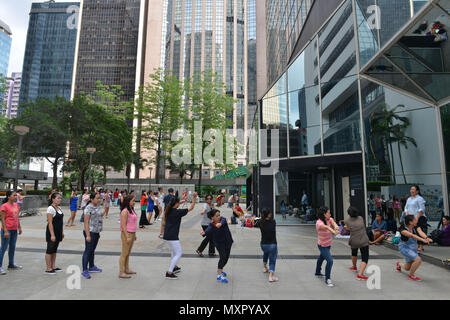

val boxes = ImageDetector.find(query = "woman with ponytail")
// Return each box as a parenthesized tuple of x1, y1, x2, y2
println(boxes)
(45, 192, 64, 275)
(119, 194, 138, 279)
(0, 191, 23, 275)
(255, 208, 278, 282)
(396, 214, 432, 281)
(161, 192, 197, 279)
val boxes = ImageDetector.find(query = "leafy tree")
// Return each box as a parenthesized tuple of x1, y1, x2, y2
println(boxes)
(137, 69, 185, 184)
(7, 97, 71, 189)
(369, 104, 416, 184)
(184, 71, 235, 191)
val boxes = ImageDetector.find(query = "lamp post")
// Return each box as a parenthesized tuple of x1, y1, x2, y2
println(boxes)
(14, 126, 29, 191)
(86, 148, 96, 192)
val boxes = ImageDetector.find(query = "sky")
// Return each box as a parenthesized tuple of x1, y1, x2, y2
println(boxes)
(0, 0, 68, 76)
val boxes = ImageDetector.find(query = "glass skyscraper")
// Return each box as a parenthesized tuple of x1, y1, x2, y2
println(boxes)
(0, 19, 12, 79)
(162, 0, 258, 163)
(256, 0, 450, 225)
(19, 2, 79, 110)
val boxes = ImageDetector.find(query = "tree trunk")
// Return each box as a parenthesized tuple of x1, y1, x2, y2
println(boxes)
(103, 165, 107, 185)
(397, 142, 407, 185)
(47, 157, 59, 190)
(388, 139, 396, 184)
(80, 167, 87, 191)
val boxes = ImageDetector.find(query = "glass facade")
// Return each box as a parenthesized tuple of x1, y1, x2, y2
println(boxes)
(74, 0, 141, 105)
(0, 19, 12, 78)
(19, 2, 78, 109)
(163, 0, 257, 145)
(260, 0, 450, 225)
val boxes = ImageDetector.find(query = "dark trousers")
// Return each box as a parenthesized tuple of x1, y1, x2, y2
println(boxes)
(154, 207, 160, 221)
(139, 210, 150, 226)
(82, 231, 100, 271)
(217, 246, 231, 270)
(315, 245, 333, 281)
(351, 246, 369, 263)
(198, 225, 216, 254)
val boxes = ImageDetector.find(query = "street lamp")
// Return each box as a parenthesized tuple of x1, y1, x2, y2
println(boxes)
(86, 148, 96, 192)
(14, 126, 29, 191)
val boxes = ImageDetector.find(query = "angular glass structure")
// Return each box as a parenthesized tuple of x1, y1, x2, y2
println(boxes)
(257, 0, 450, 226)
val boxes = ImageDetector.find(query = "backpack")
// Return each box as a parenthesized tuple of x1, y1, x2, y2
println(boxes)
(430, 229, 443, 245)
(245, 218, 254, 228)
(386, 219, 397, 233)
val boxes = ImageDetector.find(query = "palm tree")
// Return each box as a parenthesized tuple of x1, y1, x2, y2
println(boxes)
(369, 104, 412, 184)
(391, 124, 417, 185)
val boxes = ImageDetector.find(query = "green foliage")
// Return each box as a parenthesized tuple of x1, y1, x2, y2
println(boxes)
(137, 68, 185, 183)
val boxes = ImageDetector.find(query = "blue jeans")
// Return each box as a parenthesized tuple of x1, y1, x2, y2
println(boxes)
(0, 229, 18, 268)
(261, 243, 278, 272)
(82, 231, 100, 271)
(316, 245, 333, 281)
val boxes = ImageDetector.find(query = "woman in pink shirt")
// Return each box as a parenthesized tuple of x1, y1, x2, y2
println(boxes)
(393, 196, 402, 223)
(315, 206, 339, 287)
(119, 195, 138, 279)
(0, 191, 23, 275)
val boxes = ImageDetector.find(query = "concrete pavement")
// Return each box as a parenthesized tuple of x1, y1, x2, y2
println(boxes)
(0, 204, 448, 300)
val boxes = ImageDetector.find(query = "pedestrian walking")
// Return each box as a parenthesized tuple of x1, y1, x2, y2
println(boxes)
(162, 192, 197, 279)
(201, 209, 234, 284)
(396, 215, 432, 281)
(146, 190, 155, 225)
(315, 206, 339, 287)
(301, 191, 308, 215)
(344, 207, 370, 281)
(119, 194, 138, 279)
(80, 189, 90, 223)
(255, 208, 278, 282)
(81, 192, 103, 279)
(45, 192, 64, 275)
(368, 194, 376, 224)
(113, 189, 120, 207)
(196, 195, 216, 257)
(393, 196, 402, 223)
(103, 189, 112, 219)
(387, 195, 394, 220)
(405, 185, 428, 252)
(67, 189, 78, 227)
(153, 191, 163, 222)
(16, 190, 24, 210)
(437, 195, 444, 230)
(0, 191, 23, 275)
(139, 190, 150, 228)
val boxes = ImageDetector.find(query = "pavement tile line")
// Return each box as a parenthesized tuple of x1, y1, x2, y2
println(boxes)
(15, 248, 399, 260)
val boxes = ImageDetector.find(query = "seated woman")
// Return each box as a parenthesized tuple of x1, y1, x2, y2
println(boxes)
(441, 216, 450, 246)
(370, 213, 387, 245)
(231, 202, 245, 224)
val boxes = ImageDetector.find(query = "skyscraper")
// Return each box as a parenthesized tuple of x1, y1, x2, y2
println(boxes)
(72, 0, 143, 106)
(161, 0, 258, 162)
(0, 19, 12, 78)
(19, 2, 79, 110)
(3, 72, 21, 119)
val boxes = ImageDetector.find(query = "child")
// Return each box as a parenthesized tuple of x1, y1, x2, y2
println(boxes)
(201, 209, 233, 284)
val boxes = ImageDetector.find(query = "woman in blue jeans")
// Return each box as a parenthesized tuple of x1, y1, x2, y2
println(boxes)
(255, 208, 278, 282)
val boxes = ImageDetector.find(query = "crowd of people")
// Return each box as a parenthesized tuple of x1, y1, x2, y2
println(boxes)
(0, 184, 448, 285)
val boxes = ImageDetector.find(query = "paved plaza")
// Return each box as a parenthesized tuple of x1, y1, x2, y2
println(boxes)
(0, 204, 448, 300)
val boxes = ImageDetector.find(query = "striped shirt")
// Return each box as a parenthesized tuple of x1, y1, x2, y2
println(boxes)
(316, 218, 335, 247)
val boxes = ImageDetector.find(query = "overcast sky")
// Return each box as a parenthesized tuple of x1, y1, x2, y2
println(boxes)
(0, 0, 68, 76)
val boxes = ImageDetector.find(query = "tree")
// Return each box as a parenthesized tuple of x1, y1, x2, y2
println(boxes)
(184, 71, 235, 191)
(8, 97, 71, 189)
(137, 69, 185, 184)
(65, 95, 133, 190)
(369, 104, 416, 184)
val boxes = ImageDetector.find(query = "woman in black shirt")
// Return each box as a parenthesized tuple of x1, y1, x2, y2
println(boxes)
(255, 208, 278, 282)
(161, 192, 197, 279)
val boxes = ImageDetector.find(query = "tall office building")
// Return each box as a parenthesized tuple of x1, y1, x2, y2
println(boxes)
(0, 19, 12, 78)
(160, 0, 258, 162)
(19, 1, 79, 110)
(255, 0, 450, 224)
(3, 72, 21, 118)
(72, 0, 143, 106)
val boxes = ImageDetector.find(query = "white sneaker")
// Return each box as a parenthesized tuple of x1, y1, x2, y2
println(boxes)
(0, 267, 7, 275)
(158, 218, 162, 221)
(326, 279, 335, 287)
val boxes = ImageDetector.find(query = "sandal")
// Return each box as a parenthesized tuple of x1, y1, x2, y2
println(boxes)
(269, 277, 279, 282)
(119, 274, 132, 279)
(125, 270, 137, 275)
(196, 250, 204, 257)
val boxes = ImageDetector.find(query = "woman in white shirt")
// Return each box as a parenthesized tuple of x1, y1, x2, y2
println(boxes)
(405, 185, 427, 252)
